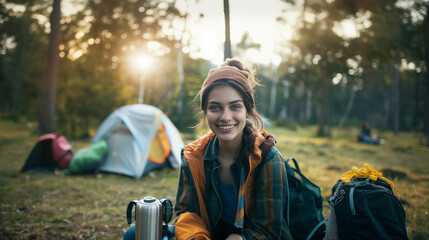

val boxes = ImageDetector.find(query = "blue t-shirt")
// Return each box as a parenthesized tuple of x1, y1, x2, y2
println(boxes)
(218, 175, 237, 224)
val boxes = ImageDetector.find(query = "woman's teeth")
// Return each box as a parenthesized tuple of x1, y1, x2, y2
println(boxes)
(218, 125, 234, 130)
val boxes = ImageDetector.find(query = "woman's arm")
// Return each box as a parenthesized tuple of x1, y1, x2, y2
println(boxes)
(175, 158, 211, 240)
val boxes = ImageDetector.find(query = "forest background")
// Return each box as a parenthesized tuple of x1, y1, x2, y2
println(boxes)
(1, 0, 429, 239)
(1, 0, 428, 141)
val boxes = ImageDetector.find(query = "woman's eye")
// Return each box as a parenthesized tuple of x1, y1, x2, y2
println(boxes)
(208, 105, 220, 111)
(231, 104, 242, 110)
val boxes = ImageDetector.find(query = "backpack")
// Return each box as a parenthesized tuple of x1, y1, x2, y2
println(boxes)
(21, 134, 74, 172)
(261, 135, 326, 240)
(325, 164, 408, 240)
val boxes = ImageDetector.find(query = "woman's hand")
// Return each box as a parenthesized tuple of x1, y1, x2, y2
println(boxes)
(225, 234, 243, 240)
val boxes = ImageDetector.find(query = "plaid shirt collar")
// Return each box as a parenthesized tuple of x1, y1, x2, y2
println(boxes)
(202, 135, 219, 162)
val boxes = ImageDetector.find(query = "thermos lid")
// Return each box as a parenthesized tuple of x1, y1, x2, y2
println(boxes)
(143, 196, 156, 203)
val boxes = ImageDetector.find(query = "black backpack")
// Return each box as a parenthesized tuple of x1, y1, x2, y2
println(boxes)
(261, 135, 326, 240)
(325, 177, 408, 240)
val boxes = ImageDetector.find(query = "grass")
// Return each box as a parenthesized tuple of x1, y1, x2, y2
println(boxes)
(1, 120, 429, 239)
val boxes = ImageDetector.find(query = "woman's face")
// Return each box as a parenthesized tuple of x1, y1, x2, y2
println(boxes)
(206, 85, 247, 145)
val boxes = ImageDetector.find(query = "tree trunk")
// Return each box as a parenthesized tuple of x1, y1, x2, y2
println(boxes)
(412, 71, 420, 132)
(38, 0, 61, 134)
(423, 5, 429, 146)
(11, 3, 33, 118)
(393, 60, 400, 136)
(279, 80, 289, 118)
(176, 12, 188, 116)
(317, 76, 329, 136)
(177, 44, 184, 116)
(384, 68, 396, 130)
(270, 75, 279, 118)
(337, 86, 356, 129)
(305, 89, 312, 124)
(223, 0, 232, 60)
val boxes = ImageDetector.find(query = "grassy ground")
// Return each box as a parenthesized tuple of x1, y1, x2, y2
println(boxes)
(1, 120, 428, 239)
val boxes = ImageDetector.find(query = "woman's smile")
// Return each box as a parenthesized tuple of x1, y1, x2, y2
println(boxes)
(217, 124, 236, 131)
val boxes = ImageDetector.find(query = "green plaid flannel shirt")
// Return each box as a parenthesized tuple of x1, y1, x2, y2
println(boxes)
(175, 135, 293, 240)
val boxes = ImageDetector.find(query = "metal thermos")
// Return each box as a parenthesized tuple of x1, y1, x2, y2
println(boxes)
(127, 196, 163, 240)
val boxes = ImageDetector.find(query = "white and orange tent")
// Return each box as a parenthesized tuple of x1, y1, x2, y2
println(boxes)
(91, 104, 184, 178)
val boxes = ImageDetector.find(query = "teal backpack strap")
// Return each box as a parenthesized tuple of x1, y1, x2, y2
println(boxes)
(350, 177, 371, 215)
(286, 157, 323, 208)
(286, 157, 302, 175)
(306, 219, 328, 240)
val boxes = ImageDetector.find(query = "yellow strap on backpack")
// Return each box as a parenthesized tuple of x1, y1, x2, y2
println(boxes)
(340, 163, 394, 188)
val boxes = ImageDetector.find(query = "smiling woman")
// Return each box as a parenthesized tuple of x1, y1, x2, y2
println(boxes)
(171, 58, 293, 240)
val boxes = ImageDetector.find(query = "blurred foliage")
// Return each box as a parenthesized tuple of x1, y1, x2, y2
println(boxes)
(275, 0, 427, 136)
(0, 0, 428, 139)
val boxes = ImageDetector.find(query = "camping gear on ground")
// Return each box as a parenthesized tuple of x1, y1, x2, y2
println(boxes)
(63, 139, 109, 175)
(21, 134, 73, 172)
(91, 104, 184, 178)
(324, 164, 408, 240)
(127, 197, 173, 240)
(261, 135, 326, 240)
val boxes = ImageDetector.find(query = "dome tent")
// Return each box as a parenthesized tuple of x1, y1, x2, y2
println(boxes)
(91, 104, 184, 178)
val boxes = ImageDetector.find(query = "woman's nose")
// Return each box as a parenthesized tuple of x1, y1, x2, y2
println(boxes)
(219, 109, 232, 121)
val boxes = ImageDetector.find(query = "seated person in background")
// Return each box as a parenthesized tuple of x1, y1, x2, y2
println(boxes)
(358, 122, 384, 145)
